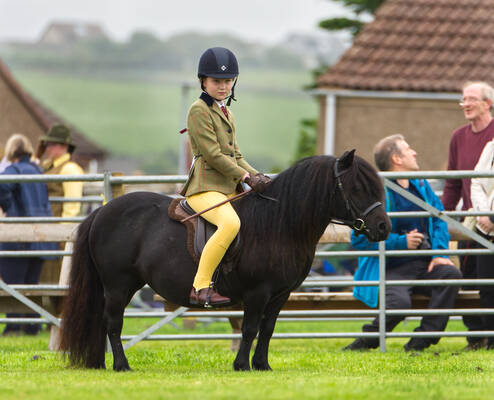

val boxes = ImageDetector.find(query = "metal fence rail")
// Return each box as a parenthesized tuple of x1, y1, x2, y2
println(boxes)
(121, 330, 494, 342)
(0, 170, 494, 351)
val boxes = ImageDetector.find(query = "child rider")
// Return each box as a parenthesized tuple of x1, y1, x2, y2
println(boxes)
(180, 47, 271, 307)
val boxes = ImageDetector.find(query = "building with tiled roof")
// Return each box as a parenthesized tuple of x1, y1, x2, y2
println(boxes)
(38, 22, 108, 46)
(314, 0, 492, 170)
(0, 58, 106, 169)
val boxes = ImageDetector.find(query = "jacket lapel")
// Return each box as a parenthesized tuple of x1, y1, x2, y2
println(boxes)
(212, 102, 232, 127)
(199, 92, 232, 127)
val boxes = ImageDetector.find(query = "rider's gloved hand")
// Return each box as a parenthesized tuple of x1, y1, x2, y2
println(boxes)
(244, 173, 271, 193)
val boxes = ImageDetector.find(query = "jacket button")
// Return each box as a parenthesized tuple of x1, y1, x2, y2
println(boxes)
(230, 153, 234, 157)
(228, 128, 232, 133)
(229, 141, 232, 145)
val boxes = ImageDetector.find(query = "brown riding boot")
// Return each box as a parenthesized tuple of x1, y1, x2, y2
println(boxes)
(189, 287, 231, 308)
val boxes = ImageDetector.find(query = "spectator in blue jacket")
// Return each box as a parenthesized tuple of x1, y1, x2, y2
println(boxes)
(343, 134, 461, 352)
(0, 134, 58, 336)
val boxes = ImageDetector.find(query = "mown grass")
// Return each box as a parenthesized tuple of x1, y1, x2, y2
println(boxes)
(11, 68, 317, 172)
(0, 318, 493, 400)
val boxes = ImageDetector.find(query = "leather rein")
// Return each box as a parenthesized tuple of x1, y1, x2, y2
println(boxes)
(330, 158, 383, 233)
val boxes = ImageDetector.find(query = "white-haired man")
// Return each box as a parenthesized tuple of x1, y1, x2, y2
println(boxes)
(442, 81, 494, 350)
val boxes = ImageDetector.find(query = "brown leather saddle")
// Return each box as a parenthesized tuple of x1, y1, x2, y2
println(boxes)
(168, 197, 240, 266)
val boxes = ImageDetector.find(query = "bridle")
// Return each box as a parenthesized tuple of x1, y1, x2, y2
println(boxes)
(330, 157, 383, 233)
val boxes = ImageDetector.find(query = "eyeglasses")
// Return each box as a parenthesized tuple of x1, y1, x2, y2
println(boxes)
(459, 97, 485, 107)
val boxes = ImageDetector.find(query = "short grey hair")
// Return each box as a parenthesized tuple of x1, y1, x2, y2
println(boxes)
(5, 133, 33, 162)
(463, 81, 494, 110)
(373, 134, 404, 172)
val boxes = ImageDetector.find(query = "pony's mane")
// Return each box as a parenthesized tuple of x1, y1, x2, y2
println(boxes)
(237, 155, 333, 244)
(235, 154, 383, 272)
(235, 156, 336, 272)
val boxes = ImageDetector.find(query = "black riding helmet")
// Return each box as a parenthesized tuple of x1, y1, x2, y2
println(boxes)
(198, 47, 239, 105)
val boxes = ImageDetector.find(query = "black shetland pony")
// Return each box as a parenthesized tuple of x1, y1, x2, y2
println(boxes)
(60, 150, 390, 371)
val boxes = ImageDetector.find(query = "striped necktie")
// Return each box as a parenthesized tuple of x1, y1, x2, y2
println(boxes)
(220, 105, 229, 119)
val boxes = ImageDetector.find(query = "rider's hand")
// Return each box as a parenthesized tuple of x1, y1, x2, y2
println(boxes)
(244, 173, 271, 193)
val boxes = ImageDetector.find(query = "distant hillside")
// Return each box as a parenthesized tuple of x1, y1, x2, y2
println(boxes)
(0, 29, 348, 74)
(12, 69, 317, 174)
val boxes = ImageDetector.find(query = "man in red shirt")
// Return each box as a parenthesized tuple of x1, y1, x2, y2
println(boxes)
(442, 81, 494, 350)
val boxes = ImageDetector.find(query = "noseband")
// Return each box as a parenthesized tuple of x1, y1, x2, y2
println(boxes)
(331, 158, 383, 232)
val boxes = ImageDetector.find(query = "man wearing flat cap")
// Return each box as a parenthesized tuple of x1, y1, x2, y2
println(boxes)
(37, 123, 83, 218)
(37, 123, 83, 283)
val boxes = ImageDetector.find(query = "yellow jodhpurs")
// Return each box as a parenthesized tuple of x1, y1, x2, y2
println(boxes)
(186, 191, 241, 290)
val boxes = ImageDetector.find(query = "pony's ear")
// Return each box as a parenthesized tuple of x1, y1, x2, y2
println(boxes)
(338, 149, 356, 170)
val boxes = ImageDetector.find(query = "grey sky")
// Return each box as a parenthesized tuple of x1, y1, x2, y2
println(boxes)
(0, 0, 349, 43)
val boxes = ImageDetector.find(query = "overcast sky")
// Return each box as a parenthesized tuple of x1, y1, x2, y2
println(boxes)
(0, 0, 350, 43)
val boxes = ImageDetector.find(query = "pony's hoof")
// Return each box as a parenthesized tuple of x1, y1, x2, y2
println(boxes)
(113, 364, 132, 372)
(233, 361, 251, 371)
(252, 361, 272, 371)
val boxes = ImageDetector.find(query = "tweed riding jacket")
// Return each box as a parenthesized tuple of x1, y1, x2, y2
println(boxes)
(180, 92, 258, 196)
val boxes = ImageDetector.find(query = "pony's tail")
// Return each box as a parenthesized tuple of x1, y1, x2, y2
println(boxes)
(59, 207, 107, 369)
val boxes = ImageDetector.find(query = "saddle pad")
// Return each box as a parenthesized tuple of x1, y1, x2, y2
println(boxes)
(167, 197, 240, 267)
(168, 198, 218, 264)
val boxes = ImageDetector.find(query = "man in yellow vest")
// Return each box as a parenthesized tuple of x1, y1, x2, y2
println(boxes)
(38, 124, 84, 218)
(37, 124, 83, 283)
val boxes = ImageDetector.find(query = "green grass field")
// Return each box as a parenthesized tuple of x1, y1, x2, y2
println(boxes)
(11, 68, 317, 173)
(1, 318, 493, 400)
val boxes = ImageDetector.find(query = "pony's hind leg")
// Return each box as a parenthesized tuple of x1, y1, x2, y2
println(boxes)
(251, 293, 290, 371)
(104, 291, 132, 371)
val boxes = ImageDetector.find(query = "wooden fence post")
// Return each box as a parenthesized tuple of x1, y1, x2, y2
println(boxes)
(48, 241, 74, 351)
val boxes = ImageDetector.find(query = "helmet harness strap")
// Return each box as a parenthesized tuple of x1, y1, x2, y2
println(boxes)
(226, 78, 238, 106)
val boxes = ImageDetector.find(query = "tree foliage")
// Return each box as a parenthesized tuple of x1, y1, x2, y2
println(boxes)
(319, 0, 386, 36)
(293, 118, 317, 162)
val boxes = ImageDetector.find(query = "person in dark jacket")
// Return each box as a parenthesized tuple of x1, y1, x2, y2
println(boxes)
(0, 134, 57, 336)
(343, 134, 462, 352)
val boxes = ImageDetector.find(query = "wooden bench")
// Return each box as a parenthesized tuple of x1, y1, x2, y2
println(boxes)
(157, 290, 481, 314)
(0, 223, 78, 242)
(0, 289, 67, 315)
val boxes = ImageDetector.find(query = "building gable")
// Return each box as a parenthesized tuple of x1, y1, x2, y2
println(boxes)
(0, 59, 106, 166)
(39, 22, 108, 46)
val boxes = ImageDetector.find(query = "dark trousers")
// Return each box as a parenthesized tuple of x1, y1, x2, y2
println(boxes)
(458, 241, 488, 344)
(475, 250, 494, 346)
(0, 257, 43, 334)
(362, 259, 462, 344)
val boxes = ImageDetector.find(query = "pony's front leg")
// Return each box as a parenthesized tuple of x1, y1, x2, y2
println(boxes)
(251, 293, 290, 371)
(233, 290, 269, 371)
(104, 294, 131, 372)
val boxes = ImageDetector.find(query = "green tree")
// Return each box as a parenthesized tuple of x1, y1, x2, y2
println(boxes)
(293, 118, 317, 162)
(294, 1, 385, 161)
(319, 0, 385, 36)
